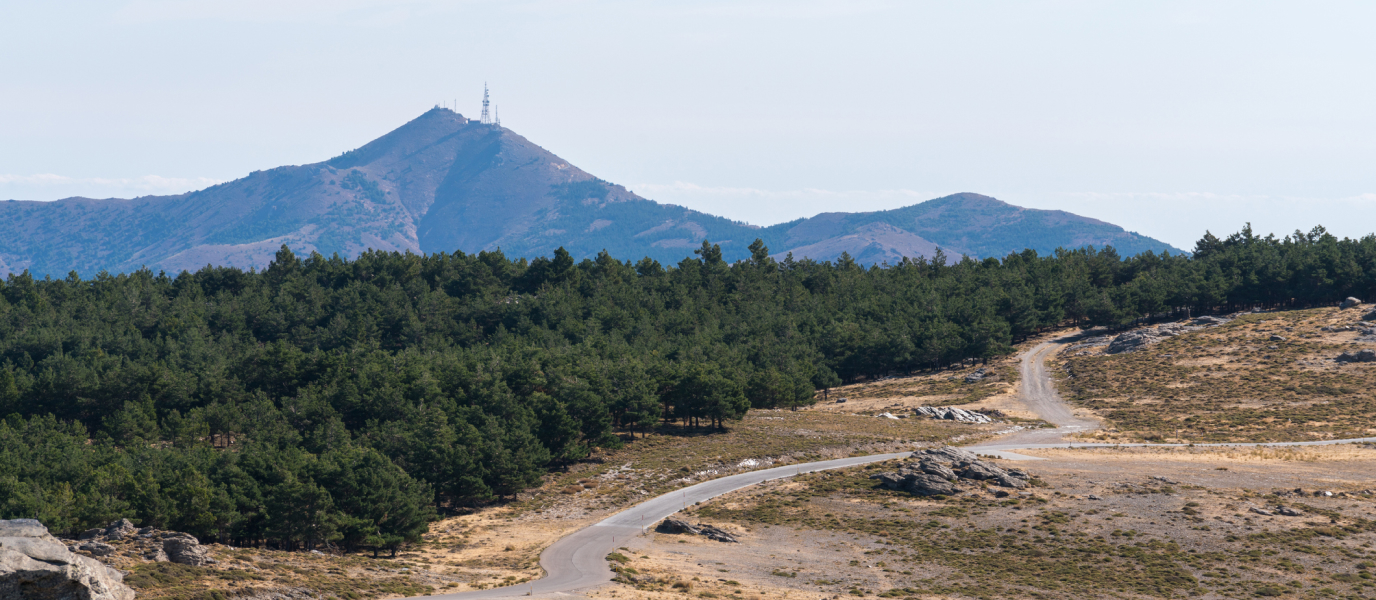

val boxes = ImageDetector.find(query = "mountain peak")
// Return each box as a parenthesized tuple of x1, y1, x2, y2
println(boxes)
(0, 113, 1181, 277)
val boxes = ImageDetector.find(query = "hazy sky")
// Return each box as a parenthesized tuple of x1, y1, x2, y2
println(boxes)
(3, 1, 1374, 251)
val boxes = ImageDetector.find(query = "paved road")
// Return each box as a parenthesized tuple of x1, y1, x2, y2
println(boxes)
(429, 452, 912, 599)
(427, 333, 1376, 598)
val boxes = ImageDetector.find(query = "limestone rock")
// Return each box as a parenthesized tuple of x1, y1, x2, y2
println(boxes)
(1341, 297, 1363, 309)
(164, 533, 215, 566)
(0, 518, 135, 600)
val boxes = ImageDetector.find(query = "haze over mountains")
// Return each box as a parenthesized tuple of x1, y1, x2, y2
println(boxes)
(0, 108, 1179, 277)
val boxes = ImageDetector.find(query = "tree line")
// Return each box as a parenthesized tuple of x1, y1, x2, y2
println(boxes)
(0, 225, 1373, 553)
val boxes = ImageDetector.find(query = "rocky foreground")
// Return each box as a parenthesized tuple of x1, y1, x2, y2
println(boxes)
(0, 519, 135, 600)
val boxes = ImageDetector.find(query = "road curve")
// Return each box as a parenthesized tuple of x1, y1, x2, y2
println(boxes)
(430, 452, 911, 599)
(426, 333, 1376, 598)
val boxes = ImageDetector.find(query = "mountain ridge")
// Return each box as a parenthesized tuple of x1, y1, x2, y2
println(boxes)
(0, 108, 1181, 277)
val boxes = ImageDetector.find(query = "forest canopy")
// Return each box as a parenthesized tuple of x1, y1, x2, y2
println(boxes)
(0, 225, 1372, 552)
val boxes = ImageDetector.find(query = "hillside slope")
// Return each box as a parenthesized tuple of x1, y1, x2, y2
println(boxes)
(760, 193, 1174, 262)
(0, 109, 1179, 277)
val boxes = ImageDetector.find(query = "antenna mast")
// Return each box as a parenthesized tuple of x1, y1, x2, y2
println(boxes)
(495, 106, 500, 128)
(480, 83, 491, 124)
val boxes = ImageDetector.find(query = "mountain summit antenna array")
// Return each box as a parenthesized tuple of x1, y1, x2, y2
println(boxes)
(480, 83, 492, 125)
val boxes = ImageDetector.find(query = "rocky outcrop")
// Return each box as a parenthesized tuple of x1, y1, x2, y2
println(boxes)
(911, 406, 993, 424)
(1106, 324, 1191, 354)
(70, 519, 216, 566)
(657, 518, 739, 543)
(1336, 349, 1376, 363)
(1341, 297, 1363, 309)
(963, 368, 988, 384)
(1099, 316, 1236, 355)
(163, 533, 214, 566)
(918, 446, 979, 463)
(870, 471, 961, 497)
(0, 519, 135, 600)
(871, 446, 1035, 497)
(917, 459, 957, 480)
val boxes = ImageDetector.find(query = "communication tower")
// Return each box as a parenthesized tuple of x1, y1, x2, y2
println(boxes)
(495, 106, 501, 128)
(480, 83, 491, 125)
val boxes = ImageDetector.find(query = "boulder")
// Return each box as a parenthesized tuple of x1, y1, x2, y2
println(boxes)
(657, 518, 700, 535)
(994, 473, 1028, 489)
(1249, 507, 1273, 516)
(102, 519, 135, 541)
(1269, 335, 1286, 342)
(1341, 297, 1363, 309)
(963, 368, 987, 384)
(0, 519, 134, 600)
(76, 529, 103, 541)
(75, 542, 116, 557)
(955, 460, 1007, 481)
(695, 524, 739, 543)
(163, 533, 215, 566)
(870, 469, 961, 496)
(1364, 310, 1376, 322)
(655, 518, 737, 542)
(917, 459, 957, 481)
(1276, 506, 1303, 517)
(1337, 349, 1376, 363)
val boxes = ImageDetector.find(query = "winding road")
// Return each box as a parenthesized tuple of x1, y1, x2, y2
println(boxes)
(430, 334, 1376, 599)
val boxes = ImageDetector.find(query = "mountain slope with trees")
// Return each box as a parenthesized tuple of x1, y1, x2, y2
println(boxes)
(0, 225, 1368, 552)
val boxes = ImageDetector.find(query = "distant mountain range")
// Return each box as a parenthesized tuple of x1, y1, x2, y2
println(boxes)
(0, 108, 1180, 277)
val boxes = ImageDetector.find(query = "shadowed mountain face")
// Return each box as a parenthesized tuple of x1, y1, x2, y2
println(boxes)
(0, 109, 1179, 277)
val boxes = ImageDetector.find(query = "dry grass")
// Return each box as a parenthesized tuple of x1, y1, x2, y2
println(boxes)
(1057, 307, 1376, 443)
(664, 456, 1376, 599)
